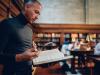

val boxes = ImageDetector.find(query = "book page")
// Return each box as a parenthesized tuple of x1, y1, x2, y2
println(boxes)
(33, 48, 73, 65)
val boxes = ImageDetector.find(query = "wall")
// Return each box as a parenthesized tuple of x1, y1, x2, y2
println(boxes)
(36, 0, 100, 24)
(88, 0, 100, 24)
(36, 0, 84, 24)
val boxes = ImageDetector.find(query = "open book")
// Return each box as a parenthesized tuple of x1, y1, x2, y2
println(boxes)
(33, 48, 73, 65)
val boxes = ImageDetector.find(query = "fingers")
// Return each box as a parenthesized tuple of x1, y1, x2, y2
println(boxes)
(31, 51, 39, 59)
(23, 48, 40, 61)
(32, 50, 39, 56)
(29, 47, 38, 52)
(27, 48, 39, 56)
(30, 48, 35, 51)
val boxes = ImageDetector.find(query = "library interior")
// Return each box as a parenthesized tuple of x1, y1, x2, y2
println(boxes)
(0, 0, 100, 75)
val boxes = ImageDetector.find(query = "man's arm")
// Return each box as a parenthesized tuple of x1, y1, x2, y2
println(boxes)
(0, 48, 38, 64)
(16, 48, 39, 62)
(0, 49, 38, 75)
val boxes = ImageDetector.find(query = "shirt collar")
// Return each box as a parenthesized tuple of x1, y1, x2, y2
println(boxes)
(16, 13, 28, 25)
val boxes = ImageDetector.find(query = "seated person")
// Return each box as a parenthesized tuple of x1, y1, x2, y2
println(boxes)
(94, 41, 100, 55)
(93, 41, 100, 75)
(60, 41, 77, 74)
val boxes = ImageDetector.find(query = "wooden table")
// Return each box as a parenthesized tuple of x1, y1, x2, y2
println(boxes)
(91, 57, 100, 61)
(70, 50, 94, 70)
(88, 55, 100, 75)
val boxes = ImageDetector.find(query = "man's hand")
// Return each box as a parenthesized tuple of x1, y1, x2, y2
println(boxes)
(16, 48, 39, 62)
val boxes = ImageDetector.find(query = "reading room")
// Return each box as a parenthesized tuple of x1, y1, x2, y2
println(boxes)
(0, 0, 100, 75)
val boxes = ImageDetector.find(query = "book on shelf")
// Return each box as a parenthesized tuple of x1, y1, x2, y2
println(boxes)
(32, 48, 73, 65)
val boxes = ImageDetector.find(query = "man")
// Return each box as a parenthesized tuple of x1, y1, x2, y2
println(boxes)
(93, 40, 100, 75)
(0, 0, 42, 75)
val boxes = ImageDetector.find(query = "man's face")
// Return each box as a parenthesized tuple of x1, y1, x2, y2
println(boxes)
(25, 2, 41, 23)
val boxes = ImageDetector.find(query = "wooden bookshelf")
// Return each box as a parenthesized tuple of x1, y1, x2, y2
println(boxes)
(32, 23, 100, 49)
(0, 0, 22, 21)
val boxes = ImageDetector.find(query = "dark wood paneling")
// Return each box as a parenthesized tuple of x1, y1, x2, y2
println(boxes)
(33, 23, 100, 33)
(0, 0, 21, 21)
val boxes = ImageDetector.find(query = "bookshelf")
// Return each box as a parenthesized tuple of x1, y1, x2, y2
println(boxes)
(32, 23, 100, 50)
(33, 32, 100, 50)
(33, 33, 60, 50)
(64, 33, 71, 42)
(96, 33, 100, 42)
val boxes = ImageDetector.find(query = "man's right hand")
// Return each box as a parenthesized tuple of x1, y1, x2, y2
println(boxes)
(16, 48, 39, 62)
